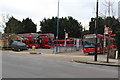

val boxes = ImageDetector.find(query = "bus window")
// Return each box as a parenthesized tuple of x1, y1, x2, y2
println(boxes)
(29, 41, 33, 44)
(46, 41, 54, 45)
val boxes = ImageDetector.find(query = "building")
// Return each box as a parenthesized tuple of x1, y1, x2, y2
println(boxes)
(118, 1, 120, 22)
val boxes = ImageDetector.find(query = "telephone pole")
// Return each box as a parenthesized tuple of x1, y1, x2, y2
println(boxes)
(94, 0, 99, 61)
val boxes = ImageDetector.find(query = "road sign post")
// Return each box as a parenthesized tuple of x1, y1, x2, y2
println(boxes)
(64, 32, 68, 47)
(103, 25, 106, 54)
(107, 28, 112, 63)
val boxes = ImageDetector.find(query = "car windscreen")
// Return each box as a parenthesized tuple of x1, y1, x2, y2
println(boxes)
(84, 38, 96, 44)
(13, 42, 26, 46)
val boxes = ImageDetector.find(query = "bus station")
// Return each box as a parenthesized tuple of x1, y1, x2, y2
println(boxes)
(0, 0, 120, 79)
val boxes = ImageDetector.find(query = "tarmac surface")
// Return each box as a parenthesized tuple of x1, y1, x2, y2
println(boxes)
(2, 49, 119, 78)
(2, 48, 119, 67)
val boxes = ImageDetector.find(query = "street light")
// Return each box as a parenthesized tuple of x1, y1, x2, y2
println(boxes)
(94, 0, 99, 61)
(56, 0, 59, 53)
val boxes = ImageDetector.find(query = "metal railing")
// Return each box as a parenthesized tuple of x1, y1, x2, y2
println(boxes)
(52, 46, 83, 53)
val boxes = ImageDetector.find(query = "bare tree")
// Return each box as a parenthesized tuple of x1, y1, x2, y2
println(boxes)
(91, 0, 115, 18)
(0, 13, 10, 33)
(0, 13, 10, 28)
(102, 0, 116, 17)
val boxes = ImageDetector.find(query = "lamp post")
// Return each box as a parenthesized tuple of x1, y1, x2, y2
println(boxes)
(94, 0, 99, 61)
(56, 0, 59, 53)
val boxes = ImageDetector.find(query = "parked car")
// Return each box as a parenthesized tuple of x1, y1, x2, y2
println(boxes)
(11, 41, 28, 51)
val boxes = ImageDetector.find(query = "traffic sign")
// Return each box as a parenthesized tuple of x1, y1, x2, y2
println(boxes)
(104, 25, 112, 35)
(108, 28, 112, 34)
(65, 32, 68, 38)
(56, 36, 58, 39)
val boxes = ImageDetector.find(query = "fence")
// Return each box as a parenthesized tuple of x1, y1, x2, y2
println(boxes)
(52, 46, 83, 53)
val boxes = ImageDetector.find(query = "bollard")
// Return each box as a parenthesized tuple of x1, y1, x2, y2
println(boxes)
(52, 47, 55, 54)
(30, 46, 41, 54)
(116, 50, 118, 59)
(32, 46, 36, 51)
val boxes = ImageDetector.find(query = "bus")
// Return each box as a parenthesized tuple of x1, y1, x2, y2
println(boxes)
(38, 33, 54, 40)
(17, 33, 40, 48)
(38, 33, 54, 48)
(67, 37, 82, 48)
(54, 39, 74, 47)
(83, 34, 117, 54)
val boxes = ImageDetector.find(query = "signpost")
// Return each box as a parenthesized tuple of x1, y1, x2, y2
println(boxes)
(105, 26, 112, 63)
(64, 32, 68, 47)
(103, 25, 107, 54)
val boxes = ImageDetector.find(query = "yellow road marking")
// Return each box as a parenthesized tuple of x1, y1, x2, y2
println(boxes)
(13, 51, 29, 53)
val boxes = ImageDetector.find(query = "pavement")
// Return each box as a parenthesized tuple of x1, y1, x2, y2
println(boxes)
(32, 48, 120, 67)
(73, 56, 119, 67)
(2, 50, 118, 78)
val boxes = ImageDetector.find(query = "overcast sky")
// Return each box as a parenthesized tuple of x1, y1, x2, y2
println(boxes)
(0, 0, 119, 33)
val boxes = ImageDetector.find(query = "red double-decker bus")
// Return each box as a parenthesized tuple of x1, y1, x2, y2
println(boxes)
(17, 33, 40, 48)
(54, 39, 75, 47)
(39, 33, 54, 39)
(38, 33, 54, 48)
(83, 34, 117, 54)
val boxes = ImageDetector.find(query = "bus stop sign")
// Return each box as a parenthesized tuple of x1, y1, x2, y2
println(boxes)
(65, 32, 68, 38)
(108, 28, 112, 34)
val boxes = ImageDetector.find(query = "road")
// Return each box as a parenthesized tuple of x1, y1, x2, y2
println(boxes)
(2, 50, 118, 78)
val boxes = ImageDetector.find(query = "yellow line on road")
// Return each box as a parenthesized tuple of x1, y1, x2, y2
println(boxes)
(13, 51, 29, 53)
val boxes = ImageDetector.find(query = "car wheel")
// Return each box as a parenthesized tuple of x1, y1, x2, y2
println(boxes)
(18, 48, 21, 52)
(26, 48, 28, 50)
(41, 45, 44, 48)
(12, 49, 15, 51)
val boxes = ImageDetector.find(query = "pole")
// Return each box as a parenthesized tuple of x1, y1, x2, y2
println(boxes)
(107, 0, 111, 62)
(64, 29, 66, 47)
(103, 25, 106, 54)
(64, 32, 67, 47)
(94, 0, 99, 61)
(56, 0, 59, 53)
(107, 34, 110, 63)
